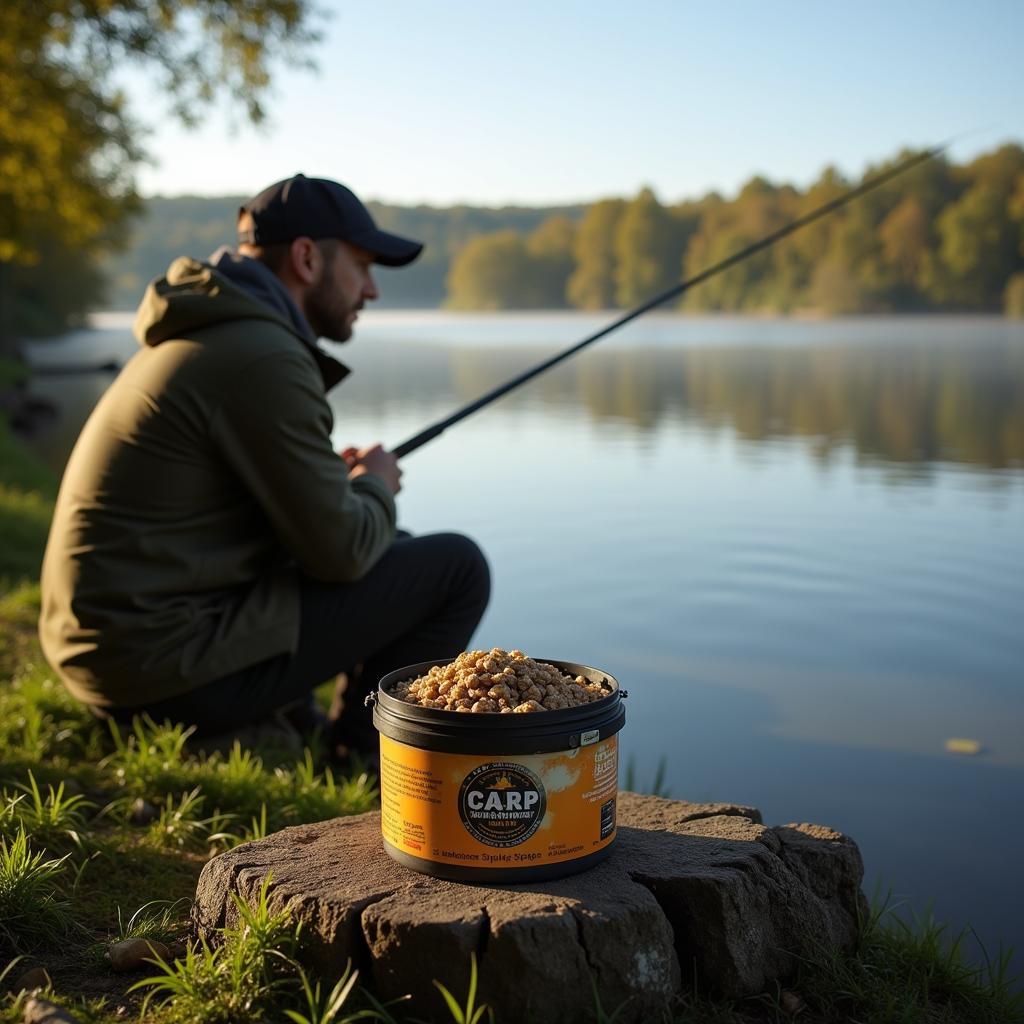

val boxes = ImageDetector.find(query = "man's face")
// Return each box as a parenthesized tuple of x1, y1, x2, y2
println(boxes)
(304, 240, 379, 342)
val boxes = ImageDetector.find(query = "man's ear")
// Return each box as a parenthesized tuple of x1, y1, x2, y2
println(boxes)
(288, 237, 321, 285)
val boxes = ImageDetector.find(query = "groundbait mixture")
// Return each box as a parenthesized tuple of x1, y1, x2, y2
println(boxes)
(393, 648, 610, 713)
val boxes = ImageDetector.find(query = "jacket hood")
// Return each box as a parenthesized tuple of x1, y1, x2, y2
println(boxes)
(132, 255, 348, 391)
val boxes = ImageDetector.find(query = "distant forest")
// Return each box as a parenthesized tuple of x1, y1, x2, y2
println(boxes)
(100, 143, 1024, 317)
(100, 199, 585, 311)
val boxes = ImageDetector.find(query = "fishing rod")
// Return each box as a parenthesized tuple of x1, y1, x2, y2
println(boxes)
(392, 144, 943, 459)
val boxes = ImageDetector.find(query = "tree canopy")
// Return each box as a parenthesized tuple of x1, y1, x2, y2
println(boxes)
(0, 0, 321, 347)
(437, 143, 1024, 317)
(566, 199, 624, 310)
(99, 143, 1024, 319)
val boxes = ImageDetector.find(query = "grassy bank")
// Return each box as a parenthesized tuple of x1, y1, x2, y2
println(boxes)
(0, 396, 1021, 1023)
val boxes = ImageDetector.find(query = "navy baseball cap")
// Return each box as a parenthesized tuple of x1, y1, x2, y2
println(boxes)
(238, 174, 423, 267)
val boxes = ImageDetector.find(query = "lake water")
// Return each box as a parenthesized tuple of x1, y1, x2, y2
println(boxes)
(24, 311, 1024, 966)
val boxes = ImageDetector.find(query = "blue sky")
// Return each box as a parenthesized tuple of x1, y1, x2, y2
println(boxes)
(134, 0, 1023, 206)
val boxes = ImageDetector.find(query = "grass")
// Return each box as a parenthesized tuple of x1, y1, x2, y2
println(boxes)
(808, 898, 1024, 1023)
(114, 899, 191, 945)
(5, 771, 95, 850)
(0, 385, 1021, 1022)
(131, 876, 299, 1022)
(432, 954, 491, 1024)
(668, 898, 1024, 1024)
(129, 877, 405, 1024)
(624, 753, 670, 798)
(284, 966, 361, 1024)
(0, 828, 73, 951)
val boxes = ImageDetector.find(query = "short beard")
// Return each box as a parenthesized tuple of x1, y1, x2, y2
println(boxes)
(303, 241, 356, 342)
(304, 273, 354, 342)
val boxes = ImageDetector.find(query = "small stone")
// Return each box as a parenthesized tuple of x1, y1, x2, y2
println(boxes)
(107, 938, 170, 972)
(128, 798, 158, 825)
(11, 967, 50, 993)
(779, 989, 806, 1015)
(22, 997, 82, 1024)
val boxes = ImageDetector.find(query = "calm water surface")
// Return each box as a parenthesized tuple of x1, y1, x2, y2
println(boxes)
(26, 312, 1024, 963)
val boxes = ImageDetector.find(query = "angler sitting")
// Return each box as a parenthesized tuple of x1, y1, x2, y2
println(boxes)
(38, 174, 491, 761)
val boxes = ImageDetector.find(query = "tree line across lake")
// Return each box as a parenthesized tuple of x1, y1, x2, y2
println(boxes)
(5, 4, 1023, 345)
(18, 142, 1024, 328)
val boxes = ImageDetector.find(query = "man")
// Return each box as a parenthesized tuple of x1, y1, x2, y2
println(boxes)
(38, 174, 490, 757)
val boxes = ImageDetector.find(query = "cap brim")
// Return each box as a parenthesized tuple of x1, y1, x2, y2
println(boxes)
(348, 228, 423, 268)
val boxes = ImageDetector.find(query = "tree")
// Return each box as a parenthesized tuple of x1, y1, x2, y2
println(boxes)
(918, 146, 1024, 309)
(682, 179, 794, 312)
(445, 231, 536, 310)
(925, 181, 1021, 308)
(614, 187, 681, 308)
(773, 166, 848, 311)
(878, 197, 931, 307)
(1006, 274, 1024, 318)
(810, 258, 866, 315)
(879, 197, 930, 281)
(1, 6, 138, 346)
(525, 216, 576, 308)
(567, 199, 624, 309)
(1006, 173, 1024, 318)
(0, 0, 321, 351)
(445, 218, 579, 310)
(960, 144, 1024, 195)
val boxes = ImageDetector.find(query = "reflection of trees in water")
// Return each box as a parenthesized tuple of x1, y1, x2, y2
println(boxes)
(32, 337, 1024, 475)
(443, 340, 1024, 470)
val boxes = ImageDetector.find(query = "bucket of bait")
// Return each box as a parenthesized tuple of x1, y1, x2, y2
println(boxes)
(368, 658, 626, 883)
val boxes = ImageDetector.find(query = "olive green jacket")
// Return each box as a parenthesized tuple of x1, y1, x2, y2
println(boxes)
(39, 257, 397, 707)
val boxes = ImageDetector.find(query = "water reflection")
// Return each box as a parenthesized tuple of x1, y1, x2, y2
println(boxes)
(337, 338, 1024, 473)
(25, 318, 1024, 477)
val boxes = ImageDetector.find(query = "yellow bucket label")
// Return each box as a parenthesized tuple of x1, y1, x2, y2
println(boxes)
(379, 733, 618, 867)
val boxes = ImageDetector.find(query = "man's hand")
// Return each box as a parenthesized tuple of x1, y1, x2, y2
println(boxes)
(341, 444, 402, 495)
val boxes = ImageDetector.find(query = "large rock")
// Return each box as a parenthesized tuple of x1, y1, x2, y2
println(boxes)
(194, 792, 865, 1022)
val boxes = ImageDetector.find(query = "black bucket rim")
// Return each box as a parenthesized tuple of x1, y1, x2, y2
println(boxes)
(374, 656, 622, 729)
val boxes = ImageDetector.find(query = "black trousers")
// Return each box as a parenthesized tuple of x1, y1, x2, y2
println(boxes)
(112, 532, 490, 742)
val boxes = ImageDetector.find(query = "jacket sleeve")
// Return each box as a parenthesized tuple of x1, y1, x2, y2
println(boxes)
(210, 349, 397, 582)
